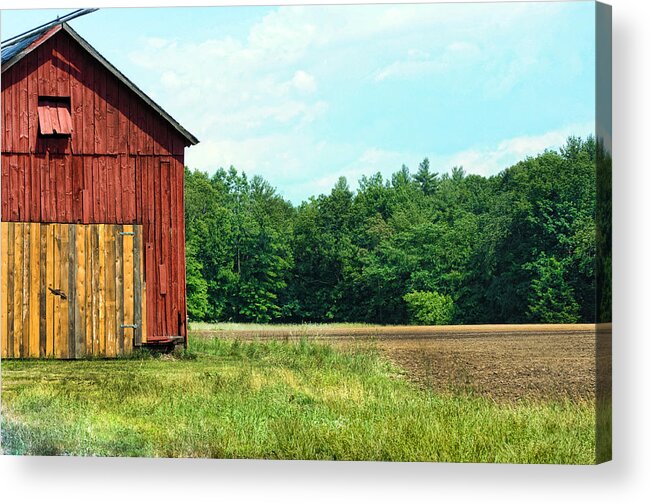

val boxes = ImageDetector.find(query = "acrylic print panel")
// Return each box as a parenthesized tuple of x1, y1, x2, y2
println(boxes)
(0, 1, 611, 464)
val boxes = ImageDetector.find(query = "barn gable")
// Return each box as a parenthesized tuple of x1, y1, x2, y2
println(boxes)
(1, 22, 198, 151)
(1, 23, 197, 158)
(1, 20, 195, 358)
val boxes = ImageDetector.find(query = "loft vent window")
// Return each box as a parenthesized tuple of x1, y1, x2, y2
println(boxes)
(38, 97, 72, 136)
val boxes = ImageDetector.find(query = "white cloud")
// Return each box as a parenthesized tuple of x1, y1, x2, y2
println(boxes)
(127, 2, 558, 137)
(124, 3, 589, 204)
(186, 122, 594, 204)
(291, 70, 317, 94)
(374, 41, 481, 81)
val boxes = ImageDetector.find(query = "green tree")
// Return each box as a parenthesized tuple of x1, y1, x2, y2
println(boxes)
(526, 253, 580, 323)
(413, 158, 439, 195)
(403, 291, 454, 325)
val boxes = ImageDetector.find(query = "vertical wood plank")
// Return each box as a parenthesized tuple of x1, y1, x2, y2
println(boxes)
(106, 75, 119, 155)
(21, 223, 30, 357)
(72, 156, 83, 222)
(180, 158, 188, 342)
(137, 100, 146, 155)
(17, 57, 29, 153)
(116, 224, 124, 355)
(3, 68, 14, 153)
(123, 225, 134, 354)
(29, 223, 40, 357)
(160, 160, 170, 335)
(135, 156, 141, 223)
(6, 224, 15, 358)
(31, 156, 41, 222)
(52, 224, 61, 357)
(143, 105, 153, 155)
(11, 59, 20, 151)
(71, 44, 84, 154)
(94, 60, 107, 154)
(46, 37, 57, 98)
(140, 229, 147, 345)
(27, 51, 38, 154)
(85, 225, 93, 355)
(148, 156, 160, 338)
(75, 224, 86, 358)
(141, 278, 147, 346)
(22, 157, 31, 222)
(129, 99, 138, 156)
(82, 156, 92, 223)
(46, 224, 54, 357)
(105, 224, 116, 357)
(98, 223, 106, 356)
(56, 32, 70, 99)
(117, 81, 129, 154)
(15, 158, 25, 221)
(1, 223, 9, 358)
(65, 156, 73, 222)
(91, 224, 99, 354)
(82, 51, 95, 155)
(57, 224, 69, 358)
(45, 152, 53, 222)
(23, 156, 31, 221)
(39, 224, 47, 357)
(13, 223, 23, 358)
(40, 153, 49, 222)
(133, 225, 143, 346)
(119, 155, 130, 222)
(68, 225, 76, 358)
(53, 156, 64, 222)
(155, 160, 169, 336)
(10, 158, 20, 220)
(106, 156, 116, 222)
(114, 155, 123, 222)
(92, 157, 100, 221)
(99, 157, 107, 222)
(170, 161, 179, 335)
(1, 156, 10, 221)
(36, 43, 46, 96)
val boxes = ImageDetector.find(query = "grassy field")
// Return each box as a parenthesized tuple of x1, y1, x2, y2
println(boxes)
(1, 335, 596, 463)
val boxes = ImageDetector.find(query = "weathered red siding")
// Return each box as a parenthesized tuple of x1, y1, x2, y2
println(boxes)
(1, 26, 189, 344)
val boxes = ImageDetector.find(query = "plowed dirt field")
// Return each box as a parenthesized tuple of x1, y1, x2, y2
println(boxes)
(193, 324, 610, 402)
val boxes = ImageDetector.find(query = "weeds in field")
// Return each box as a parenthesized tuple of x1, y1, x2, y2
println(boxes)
(1, 337, 596, 463)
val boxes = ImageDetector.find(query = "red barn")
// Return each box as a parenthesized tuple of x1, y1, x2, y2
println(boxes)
(1, 20, 198, 358)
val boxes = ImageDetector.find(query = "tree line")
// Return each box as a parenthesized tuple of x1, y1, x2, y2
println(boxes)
(184, 136, 610, 325)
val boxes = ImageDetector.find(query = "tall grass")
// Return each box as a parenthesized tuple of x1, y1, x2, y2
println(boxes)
(1, 337, 596, 463)
(188, 321, 371, 333)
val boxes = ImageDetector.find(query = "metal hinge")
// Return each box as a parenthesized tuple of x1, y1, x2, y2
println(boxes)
(119, 231, 135, 236)
(121, 324, 138, 329)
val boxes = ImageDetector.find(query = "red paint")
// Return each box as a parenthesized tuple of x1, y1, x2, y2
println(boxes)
(1, 27, 193, 345)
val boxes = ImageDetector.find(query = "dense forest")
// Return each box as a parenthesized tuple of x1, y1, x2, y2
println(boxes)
(184, 136, 611, 325)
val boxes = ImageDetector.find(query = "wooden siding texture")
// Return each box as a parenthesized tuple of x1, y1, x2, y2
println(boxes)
(1, 27, 187, 344)
(1, 222, 146, 358)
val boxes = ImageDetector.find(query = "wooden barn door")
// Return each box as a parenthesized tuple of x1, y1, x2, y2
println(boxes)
(1, 222, 147, 358)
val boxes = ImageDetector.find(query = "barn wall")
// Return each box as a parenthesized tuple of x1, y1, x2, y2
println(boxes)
(1, 28, 188, 343)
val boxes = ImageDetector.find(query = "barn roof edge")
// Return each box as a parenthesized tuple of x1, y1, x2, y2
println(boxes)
(1, 22, 199, 147)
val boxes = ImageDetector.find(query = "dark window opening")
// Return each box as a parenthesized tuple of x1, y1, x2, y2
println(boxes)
(38, 96, 72, 136)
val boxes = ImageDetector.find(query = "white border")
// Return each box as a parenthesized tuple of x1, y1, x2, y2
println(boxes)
(2, 1, 649, 502)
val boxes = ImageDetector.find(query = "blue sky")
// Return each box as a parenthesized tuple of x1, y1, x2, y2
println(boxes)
(2, 2, 596, 203)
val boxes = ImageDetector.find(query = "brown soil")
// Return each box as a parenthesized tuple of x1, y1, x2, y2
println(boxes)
(193, 324, 610, 402)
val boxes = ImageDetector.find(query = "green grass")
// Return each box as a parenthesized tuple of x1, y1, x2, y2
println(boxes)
(188, 321, 371, 332)
(1, 337, 596, 463)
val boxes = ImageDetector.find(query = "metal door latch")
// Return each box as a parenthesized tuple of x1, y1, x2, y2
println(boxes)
(48, 287, 67, 300)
